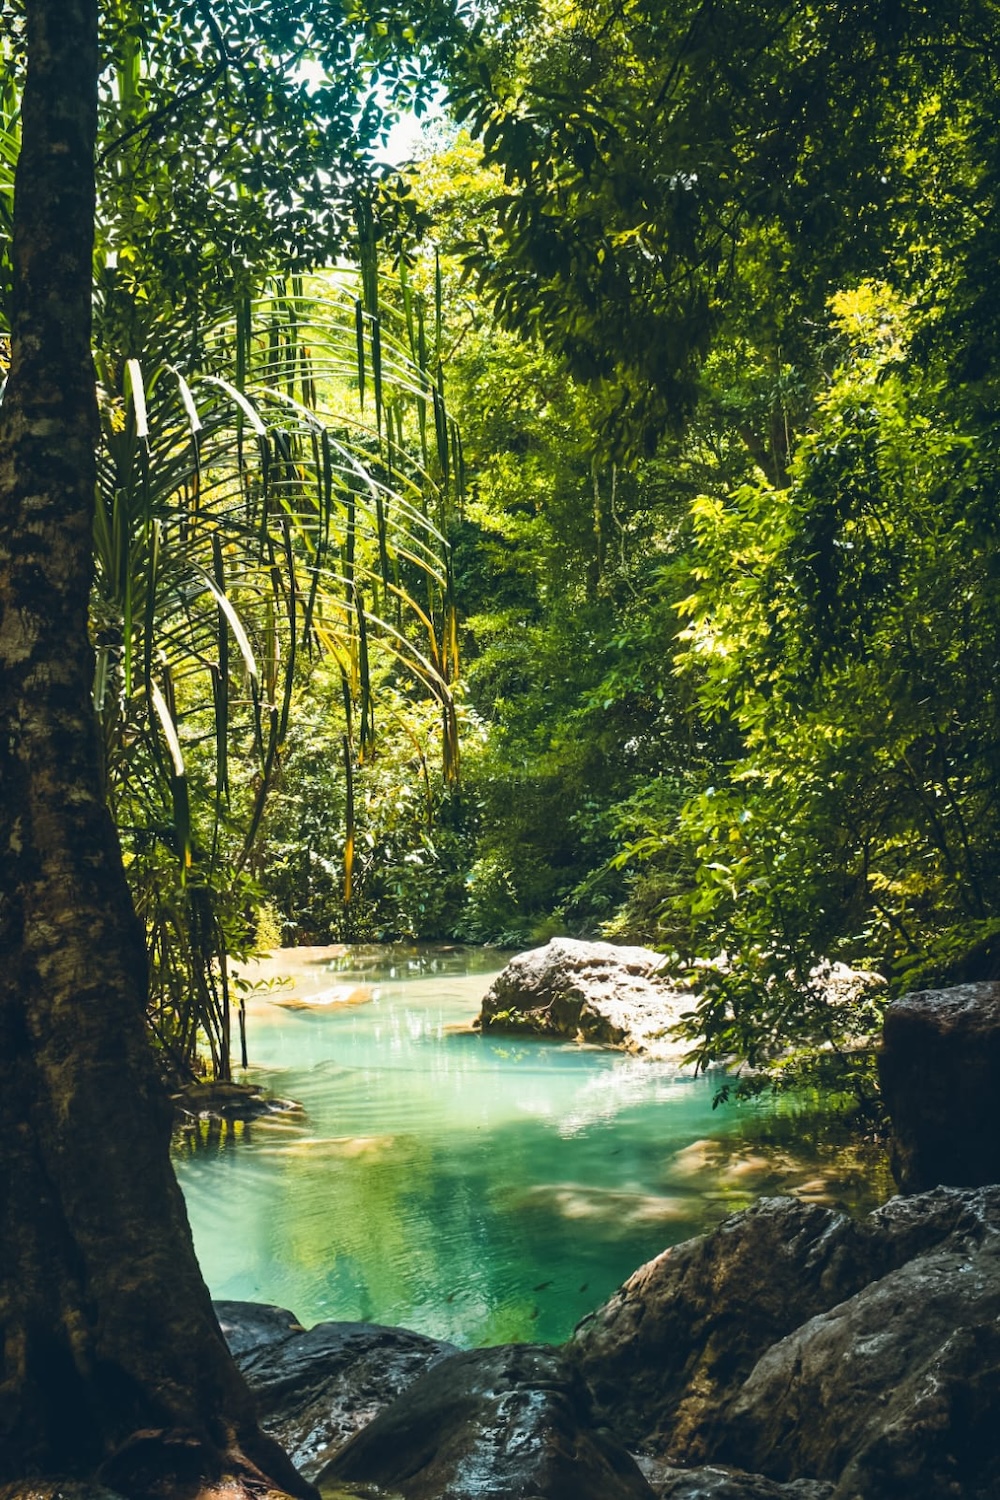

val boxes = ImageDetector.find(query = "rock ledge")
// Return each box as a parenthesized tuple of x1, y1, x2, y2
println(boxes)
(475, 937, 696, 1063)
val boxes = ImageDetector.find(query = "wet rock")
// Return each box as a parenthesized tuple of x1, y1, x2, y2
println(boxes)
(0, 1487, 126, 1500)
(568, 1198, 868, 1460)
(720, 1240, 1000, 1498)
(172, 1081, 302, 1126)
(214, 1299, 305, 1360)
(236, 1318, 457, 1480)
(476, 938, 694, 1062)
(320, 1342, 656, 1499)
(879, 982, 1000, 1191)
(635, 1462, 833, 1499)
(568, 1187, 1000, 1464)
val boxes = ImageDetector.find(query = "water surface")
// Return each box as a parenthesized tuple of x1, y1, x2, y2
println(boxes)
(174, 944, 890, 1345)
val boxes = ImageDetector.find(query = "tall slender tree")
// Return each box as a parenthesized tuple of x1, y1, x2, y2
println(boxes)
(0, 3, 310, 1491)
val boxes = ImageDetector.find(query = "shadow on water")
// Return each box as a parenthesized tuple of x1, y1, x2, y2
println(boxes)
(173, 944, 893, 1347)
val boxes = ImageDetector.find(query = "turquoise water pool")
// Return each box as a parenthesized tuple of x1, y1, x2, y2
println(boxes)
(173, 945, 889, 1346)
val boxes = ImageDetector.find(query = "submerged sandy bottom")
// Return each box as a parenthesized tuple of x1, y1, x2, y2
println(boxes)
(174, 944, 891, 1345)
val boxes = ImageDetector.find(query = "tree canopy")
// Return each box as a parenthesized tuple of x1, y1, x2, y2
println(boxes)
(395, 0, 1000, 1098)
(451, 0, 1000, 448)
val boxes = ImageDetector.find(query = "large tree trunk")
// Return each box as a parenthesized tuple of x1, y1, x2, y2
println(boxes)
(0, 5, 311, 1494)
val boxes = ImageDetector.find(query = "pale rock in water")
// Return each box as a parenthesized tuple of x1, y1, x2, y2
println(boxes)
(475, 939, 884, 1067)
(475, 937, 698, 1062)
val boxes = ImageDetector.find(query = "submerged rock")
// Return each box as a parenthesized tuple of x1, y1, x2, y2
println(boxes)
(636, 1463, 833, 1499)
(319, 1342, 655, 1499)
(569, 1187, 1000, 1498)
(172, 1080, 302, 1126)
(475, 937, 695, 1062)
(273, 982, 373, 1011)
(231, 1314, 456, 1480)
(879, 981, 1000, 1191)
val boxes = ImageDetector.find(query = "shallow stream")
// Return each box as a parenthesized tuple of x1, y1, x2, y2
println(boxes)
(173, 944, 891, 1346)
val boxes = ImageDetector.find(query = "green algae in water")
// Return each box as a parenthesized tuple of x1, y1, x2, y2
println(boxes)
(320, 1487, 402, 1500)
(173, 946, 891, 1346)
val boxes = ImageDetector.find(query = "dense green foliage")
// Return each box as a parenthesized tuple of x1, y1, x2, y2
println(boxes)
(2, 3, 467, 1077)
(8, 0, 1000, 1101)
(417, 0, 1000, 1101)
(89, 282, 463, 1076)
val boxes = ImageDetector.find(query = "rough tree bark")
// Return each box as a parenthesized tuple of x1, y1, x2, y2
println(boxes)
(0, 5, 312, 1495)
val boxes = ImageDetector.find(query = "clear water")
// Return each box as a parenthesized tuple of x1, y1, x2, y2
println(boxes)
(173, 944, 891, 1347)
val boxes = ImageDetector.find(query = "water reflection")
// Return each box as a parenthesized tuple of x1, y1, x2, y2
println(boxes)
(174, 944, 891, 1346)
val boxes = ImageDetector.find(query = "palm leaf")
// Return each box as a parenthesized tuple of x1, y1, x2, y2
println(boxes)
(92, 272, 464, 1078)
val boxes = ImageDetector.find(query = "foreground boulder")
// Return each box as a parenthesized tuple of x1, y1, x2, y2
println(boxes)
(214, 1299, 304, 1360)
(211, 1186, 1000, 1498)
(879, 982, 1000, 1191)
(320, 1343, 656, 1499)
(218, 1303, 455, 1480)
(569, 1187, 1000, 1497)
(721, 1241, 1000, 1497)
(476, 938, 694, 1062)
(568, 1192, 969, 1458)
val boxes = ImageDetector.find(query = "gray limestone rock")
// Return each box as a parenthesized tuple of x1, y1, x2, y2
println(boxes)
(568, 1186, 1000, 1471)
(320, 1342, 656, 1500)
(476, 937, 695, 1062)
(879, 982, 1000, 1191)
(235, 1316, 456, 1480)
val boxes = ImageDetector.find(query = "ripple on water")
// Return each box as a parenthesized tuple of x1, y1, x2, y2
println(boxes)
(175, 944, 891, 1344)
